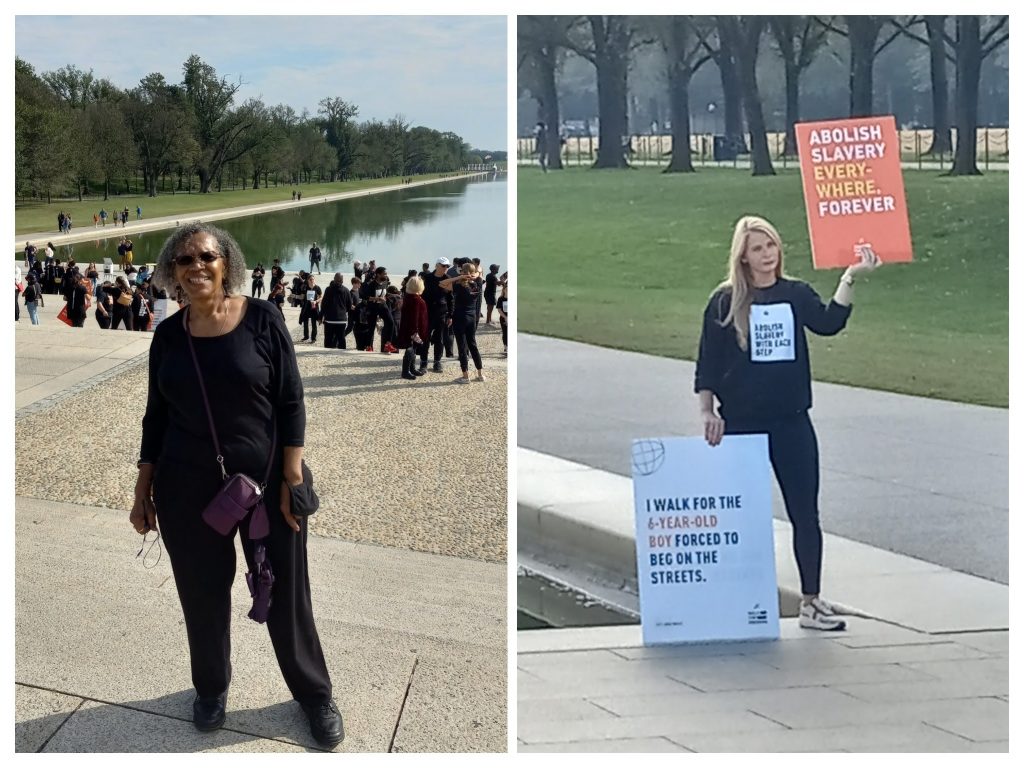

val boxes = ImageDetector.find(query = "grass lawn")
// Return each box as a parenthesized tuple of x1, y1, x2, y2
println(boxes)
(14, 173, 460, 236)
(518, 167, 1008, 407)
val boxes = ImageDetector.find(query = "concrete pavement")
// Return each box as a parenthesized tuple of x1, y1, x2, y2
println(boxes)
(16, 497, 505, 753)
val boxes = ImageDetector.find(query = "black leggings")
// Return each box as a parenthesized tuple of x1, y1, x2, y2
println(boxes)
(155, 464, 332, 705)
(454, 319, 482, 372)
(725, 412, 823, 596)
(499, 316, 507, 347)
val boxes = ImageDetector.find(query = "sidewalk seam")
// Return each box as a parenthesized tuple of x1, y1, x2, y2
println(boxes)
(387, 655, 419, 753)
(33, 692, 85, 753)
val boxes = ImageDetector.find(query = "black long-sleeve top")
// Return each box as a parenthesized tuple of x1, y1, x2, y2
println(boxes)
(452, 279, 481, 321)
(321, 282, 353, 322)
(422, 271, 453, 313)
(694, 278, 851, 421)
(140, 298, 304, 478)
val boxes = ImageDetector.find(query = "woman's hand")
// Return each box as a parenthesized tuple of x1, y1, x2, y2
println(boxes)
(702, 410, 725, 447)
(279, 478, 301, 532)
(130, 490, 157, 534)
(847, 242, 882, 278)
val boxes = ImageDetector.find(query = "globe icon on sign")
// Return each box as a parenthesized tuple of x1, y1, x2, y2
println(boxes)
(632, 439, 666, 476)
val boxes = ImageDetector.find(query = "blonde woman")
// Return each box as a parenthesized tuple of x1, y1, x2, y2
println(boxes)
(694, 215, 880, 631)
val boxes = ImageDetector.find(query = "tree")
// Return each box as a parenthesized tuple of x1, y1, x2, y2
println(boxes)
(318, 97, 359, 180)
(564, 16, 637, 168)
(15, 58, 74, 202)
(702, 20, 746, 151)
(124, 73, 197, 197)
(651, 16, 712, 173)
(720, 16, 775, 176)
(948, 16, 1008, 175)
(518, 16, 574, 170)
(768, 16, 831, 155)
(181, 55, 268, 193)
(817, 16, 905, 117)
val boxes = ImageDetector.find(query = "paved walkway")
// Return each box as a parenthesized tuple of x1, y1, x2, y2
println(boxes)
(14, 172, 489, 252)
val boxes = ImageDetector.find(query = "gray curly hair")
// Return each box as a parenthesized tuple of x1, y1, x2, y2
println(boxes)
(152, 222, 247, 295)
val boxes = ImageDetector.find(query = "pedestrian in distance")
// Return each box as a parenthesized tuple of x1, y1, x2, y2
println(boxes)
(484, 264, 500, 324)
(132, 222, 343, 747)
(308, 243, 322, 275)
(23, 273, 43, 324)
(695, 215, 881, 631)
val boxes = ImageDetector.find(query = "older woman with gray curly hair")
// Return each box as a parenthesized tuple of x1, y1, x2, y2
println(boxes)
(130, 222, 343, 747)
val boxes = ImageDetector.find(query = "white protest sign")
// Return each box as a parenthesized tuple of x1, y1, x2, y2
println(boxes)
(151, 299, 168, 329)
(631, 435, 779, 645)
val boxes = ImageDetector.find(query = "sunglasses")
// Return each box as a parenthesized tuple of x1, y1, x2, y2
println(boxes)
(172, 251, 221, 268)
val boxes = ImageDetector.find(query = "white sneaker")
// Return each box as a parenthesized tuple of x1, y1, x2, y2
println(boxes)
(808, 596, 841, 616)
(799, 600, 847, 631)
(455, 376, 470, 385)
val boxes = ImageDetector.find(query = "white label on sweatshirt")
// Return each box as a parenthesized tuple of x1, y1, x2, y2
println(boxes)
(749, 303, 795, 363)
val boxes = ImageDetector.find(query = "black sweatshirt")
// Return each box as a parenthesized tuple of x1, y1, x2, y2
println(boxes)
(694, 278, 851, 421)
(140, 298, 304, 477)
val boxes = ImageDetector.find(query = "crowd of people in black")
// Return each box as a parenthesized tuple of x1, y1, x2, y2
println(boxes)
(18, 239, 510, 385)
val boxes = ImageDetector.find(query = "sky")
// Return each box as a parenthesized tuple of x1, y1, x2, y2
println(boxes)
(14, 15, 508, 150)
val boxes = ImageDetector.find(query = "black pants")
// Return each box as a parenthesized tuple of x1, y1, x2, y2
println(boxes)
(112, 304, 133, 330)
(725, 411, 823, 596)
(454, 319, 482, 372)
(301, 314, 318, 342)
(323, 321, 347, 349)
(367, 304, 394, 350)
(426, 310, 448, 365)
(252, 281, 264, 298)
(155, 464, 332, 705)
(500, 316, 507, 348)
(96, 310, 111, 329)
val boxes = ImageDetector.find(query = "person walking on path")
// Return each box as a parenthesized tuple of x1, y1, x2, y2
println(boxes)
(308, 243, 322, 275)
(100, 209, 107, 226)
(22, 274, 43, 324)
(131, 222, 343, 747)
(694, 215, 880, 632)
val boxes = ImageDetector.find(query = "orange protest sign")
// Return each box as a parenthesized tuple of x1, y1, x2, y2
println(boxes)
(795, 115, 913, 269)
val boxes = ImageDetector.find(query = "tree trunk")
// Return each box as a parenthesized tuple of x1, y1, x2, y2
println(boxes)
(536, 48, 563, 171)
(951, 16, 982, 175)
(77, 181, 83, 202)
(735, 22, 775, 176)
(198, 167, 212, 193)
(783, 59, 800, 155)
(664, 64, 695, 173)
(252, 170, 261, 189)
(848, 19, 878, 117)
(593, 51, 630, 168)
(104, 178, 109, 201)
(925, 16, 952, 155)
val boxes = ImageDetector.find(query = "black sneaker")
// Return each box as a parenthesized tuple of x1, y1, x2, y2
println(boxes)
(301, 699, 345, 748)
(417, 364, 427, 375)
(193, 692, 227, 732)
(432, 362, 443, 373)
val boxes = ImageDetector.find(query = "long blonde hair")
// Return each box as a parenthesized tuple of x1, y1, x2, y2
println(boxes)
(716, 215, 786, 351)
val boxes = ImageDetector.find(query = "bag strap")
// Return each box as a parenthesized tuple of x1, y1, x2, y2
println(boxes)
(184, 306, 276, 487)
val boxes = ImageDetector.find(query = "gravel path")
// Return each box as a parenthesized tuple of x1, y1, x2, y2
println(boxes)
(14, 318, 507, 563)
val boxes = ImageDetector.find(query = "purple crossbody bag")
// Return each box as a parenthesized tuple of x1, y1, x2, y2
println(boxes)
(184, 307, 276, 623)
